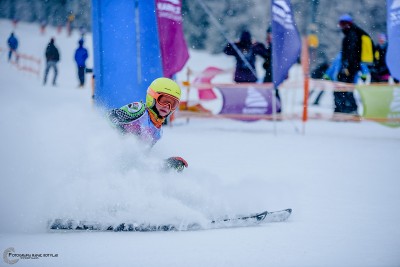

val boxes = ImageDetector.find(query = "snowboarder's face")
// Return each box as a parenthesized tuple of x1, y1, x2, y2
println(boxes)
(155, 101, 172, 117)
(154, 93, 180, 117)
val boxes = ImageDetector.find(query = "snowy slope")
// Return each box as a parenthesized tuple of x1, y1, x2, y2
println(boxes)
(1, 20, 400, 267)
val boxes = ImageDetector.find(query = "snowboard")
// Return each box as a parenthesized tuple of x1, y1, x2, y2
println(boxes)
(48, 209, 292, 232)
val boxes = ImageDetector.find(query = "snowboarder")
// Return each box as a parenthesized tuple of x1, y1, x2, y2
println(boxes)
(108, 77, 188, 172)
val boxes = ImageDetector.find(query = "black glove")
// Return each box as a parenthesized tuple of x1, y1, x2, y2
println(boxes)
(165, 157, 188, 172)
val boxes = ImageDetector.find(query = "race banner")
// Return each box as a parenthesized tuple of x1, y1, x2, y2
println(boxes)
(386, 0, 400, 80)
(156, 0, 189, 78)
(271, 0, 301, 87)
(357, 85, 400, 128)
(217, 85, 281, 119)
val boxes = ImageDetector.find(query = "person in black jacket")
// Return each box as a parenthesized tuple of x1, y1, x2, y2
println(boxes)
(224, 30, 268, 83)
(43, 38, 60, 86)
(262, 26, 281, 109)
(262, 27, 273, 83)
(370, 33, 398, 83)
(335, 14, 370, 114)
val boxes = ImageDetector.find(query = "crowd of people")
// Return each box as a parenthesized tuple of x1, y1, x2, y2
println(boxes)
(223, 14, 396, 116)
(43, 36, 89, 87)
(6, 32, 90, 88)
(5, 13, 396, 116)
(312, 14, 397, 114)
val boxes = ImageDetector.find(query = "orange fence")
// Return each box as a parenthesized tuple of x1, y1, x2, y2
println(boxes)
(174, 77, 400, 125)
(1, 47, 41, 77)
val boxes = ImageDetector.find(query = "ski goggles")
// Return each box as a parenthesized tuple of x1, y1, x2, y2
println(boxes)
(147, 88, 180, 110)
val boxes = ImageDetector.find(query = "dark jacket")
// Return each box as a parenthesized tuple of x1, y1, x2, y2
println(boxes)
(45, 41, 60, 62)
(224, 31, 268, 83)
(7, 34, 18, 50)
(340, 24, 370, 75)
(373, 44, 389, 76)
(262, 43, 272, 82)
(74, 44, 88, 67)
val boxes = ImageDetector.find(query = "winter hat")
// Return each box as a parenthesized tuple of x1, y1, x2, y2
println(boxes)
(240, 31, 252, 45)
(338, 14, 353, 23)
(377, 33, 387, 43)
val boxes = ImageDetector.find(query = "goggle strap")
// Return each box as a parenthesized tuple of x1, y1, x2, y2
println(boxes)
(147, 87, 159, 99)
(148, 87, 179, 103)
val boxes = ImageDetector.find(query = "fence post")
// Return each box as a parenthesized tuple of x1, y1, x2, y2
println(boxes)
(301, 37, 310, 134)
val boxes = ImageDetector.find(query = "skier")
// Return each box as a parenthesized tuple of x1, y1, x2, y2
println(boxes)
(108, 77, 188, 172)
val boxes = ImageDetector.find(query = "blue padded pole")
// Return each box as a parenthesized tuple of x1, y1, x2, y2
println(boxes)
(92, 0, 163, 109)
(137, 0, 163, 95)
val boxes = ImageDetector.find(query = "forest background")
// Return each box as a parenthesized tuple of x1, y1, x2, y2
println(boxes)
(0, 0, 386, 68)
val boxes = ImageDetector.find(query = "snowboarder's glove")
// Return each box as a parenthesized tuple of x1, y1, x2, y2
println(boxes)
(165, 157, 188, 172)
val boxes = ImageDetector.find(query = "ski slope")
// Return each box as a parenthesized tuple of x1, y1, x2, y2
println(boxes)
(1, 20, 400, 267)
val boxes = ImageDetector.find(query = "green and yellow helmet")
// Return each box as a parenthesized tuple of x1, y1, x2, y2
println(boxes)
(146, 78, 181, 108)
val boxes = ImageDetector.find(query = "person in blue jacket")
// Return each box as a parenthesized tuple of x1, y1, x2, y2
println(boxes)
(7, 32, 19, 62)
(74, 39, 89, 87)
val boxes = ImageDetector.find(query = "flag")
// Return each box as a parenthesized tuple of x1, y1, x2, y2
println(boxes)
(193, 67, 223, 100)
(387, 0, 400, 80)
(156, 0, 189, 78)
(357, 85, 400, 128)
(271, 0, 301, 87)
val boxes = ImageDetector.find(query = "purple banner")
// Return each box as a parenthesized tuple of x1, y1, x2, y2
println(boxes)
(271, 0, 301, 87)
(387, 0, 400, 80)
(156, 0, 189, 78)
(217, 86, 280, 117)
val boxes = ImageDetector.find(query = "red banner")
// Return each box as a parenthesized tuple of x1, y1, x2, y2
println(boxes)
(156, 0, 189, 78)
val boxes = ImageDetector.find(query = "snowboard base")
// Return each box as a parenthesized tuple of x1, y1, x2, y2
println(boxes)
(48, 209, 292, 232)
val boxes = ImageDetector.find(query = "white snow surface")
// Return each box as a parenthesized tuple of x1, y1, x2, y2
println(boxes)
(1, 20, 400, 267)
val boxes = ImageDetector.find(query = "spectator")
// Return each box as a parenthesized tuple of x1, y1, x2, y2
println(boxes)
(40, 20, 47, 35)
(335, 14, 372, 114)
(43, 38, 60, 86)
(74, 39, 89, 88)
(7, 32, 19, 62)
(262, 26, 282, 110)
(370, 33, 397, 83)
(263, 27, 273, 83)
(224, 30, 268, 83)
